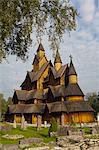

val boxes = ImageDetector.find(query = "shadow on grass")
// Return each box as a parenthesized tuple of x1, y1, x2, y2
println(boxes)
(39, 132, 49, 138)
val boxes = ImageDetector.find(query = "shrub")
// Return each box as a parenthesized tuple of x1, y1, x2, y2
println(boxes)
(49, 118, 58, 133)
(83, 127, 92, 134)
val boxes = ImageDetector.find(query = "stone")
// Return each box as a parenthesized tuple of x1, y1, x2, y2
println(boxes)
(92, 128, 97, 134)
(25, 147, 49, 150)
(24, 121, 27, 130)
(57, 126, 69, 136)
(20, 137, 43, 145)
(2, 144, 18, 150)
(44, 121, 47, 128)
(13, 120, 16, 128)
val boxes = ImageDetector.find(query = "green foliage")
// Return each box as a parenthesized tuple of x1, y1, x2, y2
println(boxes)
(0, 93, 7, 120)
(86, 92, 99, 117)
(0, 125, 56, 144)
(82, 127, 92, 134)
(49, 117, 58, 132)
(0, 94, 13, 121)
(0, 0, 78, 61)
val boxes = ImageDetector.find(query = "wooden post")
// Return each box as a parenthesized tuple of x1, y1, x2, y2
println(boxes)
(61, 113, 64, 126)
(14, 114, 16, 122)
(37, 115, 42, 130)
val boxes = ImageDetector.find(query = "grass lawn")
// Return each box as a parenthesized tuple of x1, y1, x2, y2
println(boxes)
(0, 125, 56, 145)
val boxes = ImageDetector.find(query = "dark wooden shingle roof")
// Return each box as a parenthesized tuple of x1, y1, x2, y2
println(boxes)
(32, 62, 49, 82)
(13, 89, 45, 101)
(8, 101, 94, 114)
(49, 83, 84, 98)
(54, 50, 62, 64)
(27, 62, 49, 83)
(50, 65, 67, 79)
(37, 43, 45, 52)
(47, 101, 94, 113)
(68, 60, 77, 75)
(65, 83, 84, 96)
(8, 104, 46, 114)
(15, 90, 27, 100)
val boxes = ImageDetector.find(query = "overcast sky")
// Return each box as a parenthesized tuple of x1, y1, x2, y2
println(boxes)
(0, 0, 99, 99)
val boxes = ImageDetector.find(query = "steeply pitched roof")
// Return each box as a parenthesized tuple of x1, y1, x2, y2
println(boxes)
(32, 61, 50, 82)
(32, 54, 39, 65)
(13, 89, 46, 101)
(49, 85, 65, 97)
(49, 65, 67, 79)
(8, 100, 94, 114)
(54, 50, 62, 64)
(15, 90, 28, 100)
(47, 102, 68, 113)
(68, 60, 77, 75)
(37, 43, 45, 52)
(56, 65, 67, 78)
(8, 104, 46, 114)
(64, 101, 94, 113)
(49, 83, 84, 98)
(28, 61, 50, 82)
(47, 101, 94, 113)
(27, 90, 44, 100)
(65, 83, 84, 96)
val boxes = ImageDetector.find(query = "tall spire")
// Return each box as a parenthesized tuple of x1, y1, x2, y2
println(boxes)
(68, 55, 77, 75)
(54, 49, 62, 64)
(37, 43, 45, 52)
(32, 54, 39, 65)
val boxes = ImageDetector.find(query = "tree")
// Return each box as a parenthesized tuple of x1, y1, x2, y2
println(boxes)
(0, 93, 7, 120)
(7, 97, 13, 105)
(0, 0, 78, 62)
(86, 92, 99, 118)
(48, 117, 58, 137)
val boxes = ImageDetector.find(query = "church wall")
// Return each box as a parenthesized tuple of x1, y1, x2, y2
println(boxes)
(37, 67, 49, 90)
(66, 96, 84, 101)
(55, 63, 62, 71)
(39, 56, 47, 69)
(60, 74, 65, 85)
(66, 112, 94, 123)
(33, 63, 39, 72)
(14, 114, 22, 123)
(37, 50, 44, 58)
(69, 75, 77, 84)
(32, 114, 37, 124)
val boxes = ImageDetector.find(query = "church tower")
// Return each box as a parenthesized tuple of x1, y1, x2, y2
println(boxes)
(68, 55, 77, 84)
(32, 43, 48, 71)
(37, 43, 45, 58)
(54, 50, 62, 71)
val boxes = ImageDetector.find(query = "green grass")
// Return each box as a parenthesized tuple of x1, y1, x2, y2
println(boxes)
(0, 125, 56, 144)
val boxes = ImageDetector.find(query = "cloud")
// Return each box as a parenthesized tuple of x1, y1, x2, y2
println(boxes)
(79, 0, 96, 22)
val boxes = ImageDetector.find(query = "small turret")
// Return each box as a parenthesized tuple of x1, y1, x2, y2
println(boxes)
(68, 55, 77, 84)
(37, 43, 45, 58)
(54, 50, 62, 71)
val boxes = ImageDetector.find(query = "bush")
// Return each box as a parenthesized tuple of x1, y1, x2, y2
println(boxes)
(49, 118, 58, 136)
(83, 127, 92, 134)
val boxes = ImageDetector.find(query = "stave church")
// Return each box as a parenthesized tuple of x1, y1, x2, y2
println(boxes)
(5, 43, 94, 126)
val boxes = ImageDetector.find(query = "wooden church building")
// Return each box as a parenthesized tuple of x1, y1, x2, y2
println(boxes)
(6, 43, 94, 125)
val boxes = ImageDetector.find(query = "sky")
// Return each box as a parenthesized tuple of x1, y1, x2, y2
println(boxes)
(0, 0, 99, 99)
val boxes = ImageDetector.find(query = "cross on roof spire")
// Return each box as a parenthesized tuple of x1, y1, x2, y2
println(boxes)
(69, 54, 73, 62)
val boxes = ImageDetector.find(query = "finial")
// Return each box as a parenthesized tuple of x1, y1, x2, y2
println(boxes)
(69, 54, 72, 62)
